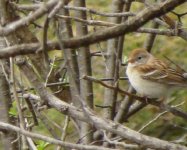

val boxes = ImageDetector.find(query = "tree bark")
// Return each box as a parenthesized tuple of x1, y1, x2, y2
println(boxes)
(73, 0, 94, 144)
(103, 0, 124, 120)
(0, 38, 16, 150)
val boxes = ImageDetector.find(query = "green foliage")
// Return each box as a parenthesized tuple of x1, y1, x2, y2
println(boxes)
(36, 140, 50, 150)
(9, 101, 18, 117)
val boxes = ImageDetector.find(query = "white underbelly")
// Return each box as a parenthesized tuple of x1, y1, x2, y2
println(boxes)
(126, 67, 168, 98)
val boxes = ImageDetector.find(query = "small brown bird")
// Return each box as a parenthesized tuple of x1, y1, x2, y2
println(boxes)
(126, 49, 187, 99)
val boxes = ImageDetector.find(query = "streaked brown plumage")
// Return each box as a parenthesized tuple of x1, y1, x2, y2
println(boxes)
(126, 49, 187, 98)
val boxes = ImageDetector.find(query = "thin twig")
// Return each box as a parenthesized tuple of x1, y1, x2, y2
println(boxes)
(56, 115, 70, 150)
(83, 75, 187, 121)
(0, 61, 9, 83)
(12, 3, 135, 17)
(138, 101, 185, 132)
(10, 57, 27, 149)
(42, 17, 50, 67)
(61, 115, 70, 141)
(103, 130, 139, 149)
(45, 56, 56, 87)
(56, 113, 70, 150)
(56, 14, 117, 27)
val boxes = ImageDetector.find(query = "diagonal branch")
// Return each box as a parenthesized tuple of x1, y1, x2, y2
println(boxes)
(0, 0, 185, 44)
(61, 0, 186, 48)
(17, 62, 187, 150)
(0, 122, 115, 150)
(82, 75, 187, 121)
(0, 0, 59, 36)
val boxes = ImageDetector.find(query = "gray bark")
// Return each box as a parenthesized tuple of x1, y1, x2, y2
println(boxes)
(103, 0, 124, 120)
(0, 37, 16, 150)
(73, 0, 94, 144)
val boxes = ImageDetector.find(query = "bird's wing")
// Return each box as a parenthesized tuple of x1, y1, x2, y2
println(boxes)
(139, 59, 187, 86)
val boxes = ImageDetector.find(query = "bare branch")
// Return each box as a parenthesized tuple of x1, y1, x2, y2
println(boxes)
(0, 27, 177, 58)
(13, 3, 135, 17)
(138, 101, 185, 132)
(1, 0, 185, 44)
(60, 0, 187, 48)
(0, 122, 115, 150)
(18, 62, 187, 150)
(0, 0, 59, 36)
(83, 75, 187, 121)
(10, 57, 27, 149)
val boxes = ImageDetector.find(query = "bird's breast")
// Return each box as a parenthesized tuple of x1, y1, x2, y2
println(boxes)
(126, 65, 169, 98)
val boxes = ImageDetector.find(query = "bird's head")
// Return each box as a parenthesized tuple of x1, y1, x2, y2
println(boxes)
(128, 48, 151, 66)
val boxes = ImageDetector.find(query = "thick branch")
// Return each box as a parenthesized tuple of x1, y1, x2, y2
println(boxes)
(0, 26, 177, 58)
(0, 122, 115, 150)
(59, 0, 186, 48)
(0, 41, 59, 58)
(0, 0, 59, 36)
(18, 62, 187, 150)
(0, 0, 185, 43)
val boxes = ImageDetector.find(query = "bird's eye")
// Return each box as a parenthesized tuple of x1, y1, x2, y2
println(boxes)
(138, 56, 142, 60)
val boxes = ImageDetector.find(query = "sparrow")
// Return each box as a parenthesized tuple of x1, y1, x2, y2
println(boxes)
(126, 48, 187, 99)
